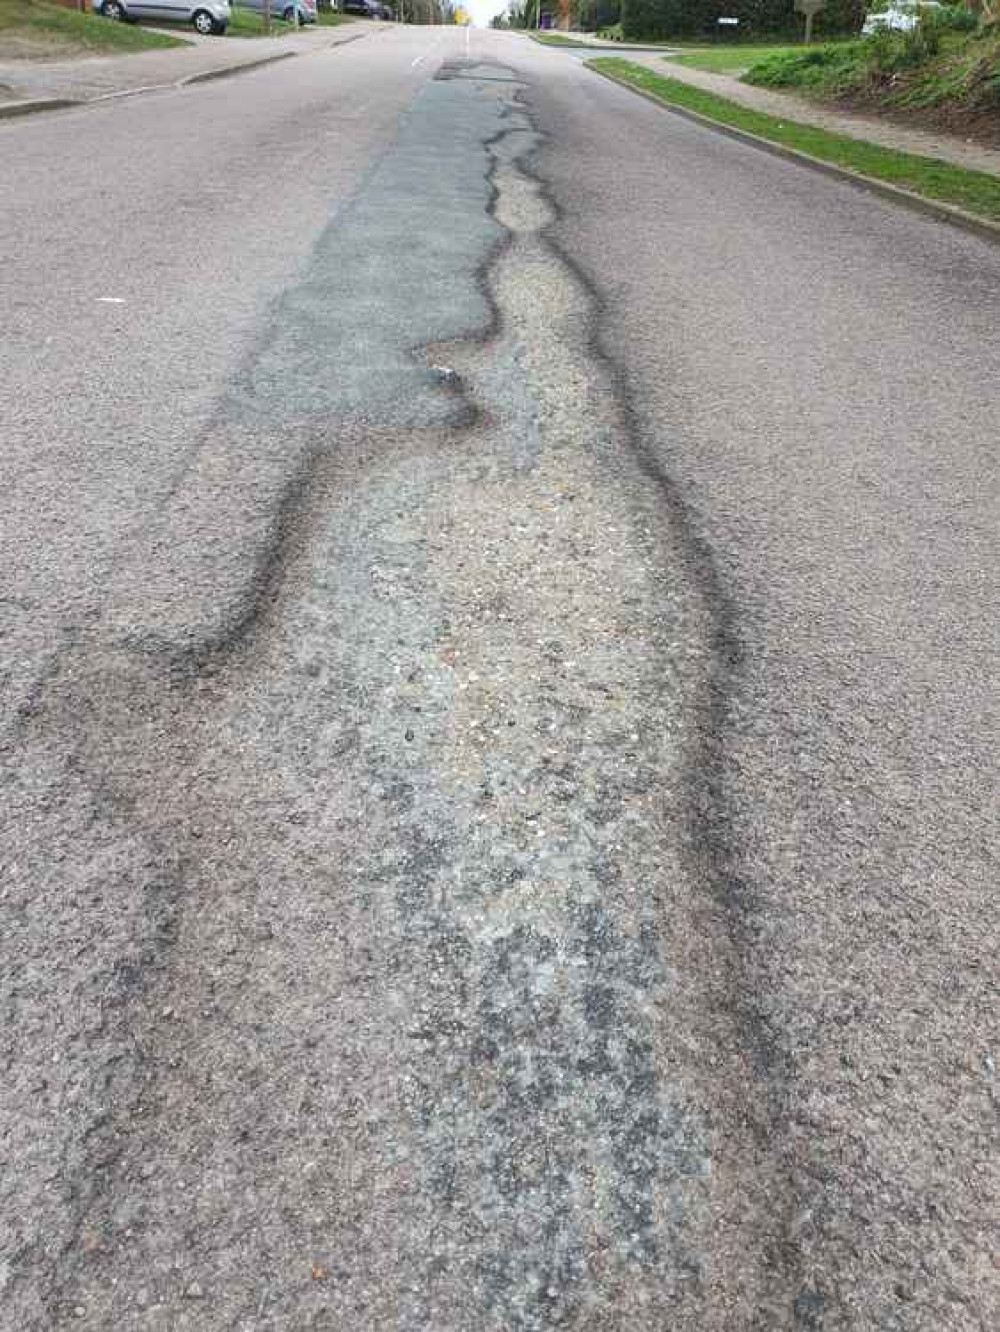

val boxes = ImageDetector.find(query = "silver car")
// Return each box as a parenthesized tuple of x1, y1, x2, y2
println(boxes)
(95, 0, 231, 35)
(239, 0, 318, 23)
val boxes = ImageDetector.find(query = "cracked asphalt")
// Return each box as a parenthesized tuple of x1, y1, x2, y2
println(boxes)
(2, 25, 998, 1332)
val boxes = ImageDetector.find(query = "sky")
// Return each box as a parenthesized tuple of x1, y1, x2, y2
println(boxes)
(463, 0, 511, 24)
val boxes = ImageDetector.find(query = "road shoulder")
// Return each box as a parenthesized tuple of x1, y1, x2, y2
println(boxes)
(587, 57, 1000, 243)
(613, 50, 1000, 178)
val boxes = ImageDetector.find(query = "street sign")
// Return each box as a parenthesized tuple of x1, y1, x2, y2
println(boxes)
(794, 0, 825, 42)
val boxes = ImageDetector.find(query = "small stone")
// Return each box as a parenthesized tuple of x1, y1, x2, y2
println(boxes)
(185, 1281, 204, 1300)
(404, 729, 414, 742)
(73, 1308, 85, 1319)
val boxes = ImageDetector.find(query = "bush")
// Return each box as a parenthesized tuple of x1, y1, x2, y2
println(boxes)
(925, 3, 980, 32)
(866, 20, 942, 75)
(620, 0, 683, 38)
(744, 40, 867, 87)
(816, 0, 867, 33)
(574, 0, 620, 29)
(964, 34, 1000, 105)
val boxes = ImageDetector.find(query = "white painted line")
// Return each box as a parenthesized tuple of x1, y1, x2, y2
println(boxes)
(96, 297, 126, 304)
(411, 32, 445, 68)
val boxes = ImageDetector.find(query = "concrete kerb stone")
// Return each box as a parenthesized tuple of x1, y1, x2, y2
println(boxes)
(588, 63, 1000, 249)
(527, 34, 676, 54)
(0, 97, 76, 120)
(179, 49, 297, 86)
(93, 82, 178, 102)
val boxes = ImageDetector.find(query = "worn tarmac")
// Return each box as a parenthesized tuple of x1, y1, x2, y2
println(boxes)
(1, 25, 998, 1332)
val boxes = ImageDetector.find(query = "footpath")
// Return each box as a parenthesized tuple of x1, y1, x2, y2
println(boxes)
(584, 41, 1000, 178)
(0, 21, 376, 115)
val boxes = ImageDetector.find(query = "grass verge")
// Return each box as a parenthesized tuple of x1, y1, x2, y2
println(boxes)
(587, 57, 1000, 224)
(225, 8, 293, 36)
(595, 24, 678, 45)
(667, 42, 814, 74)
(0, 0, 186, 53)
(530, 31, 679, 49)
(209, 8, 354, 37)
(530, 33, 594, 47)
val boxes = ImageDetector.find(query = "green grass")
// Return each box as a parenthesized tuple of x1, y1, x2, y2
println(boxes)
(531, 31, 680, 48)
(667, 42, 813, 74)
(120, 7, 288, 38)
(587, 57, 1000, 223)
(530, 33, 593, 47)
(200, 7, 356, 36)
(743, 39, 869, 91)
(598, 24, 678, 45)
(0, 0, 186, 52)
(225, 7, 295, 36)
(743, 27, 1000, 113)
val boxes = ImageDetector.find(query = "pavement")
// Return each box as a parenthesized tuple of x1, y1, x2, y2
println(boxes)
(1, 24, 998, 1332)
(0, 19, 378, 107)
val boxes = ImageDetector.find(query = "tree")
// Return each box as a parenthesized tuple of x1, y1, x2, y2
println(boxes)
(620, 0, 683, 39)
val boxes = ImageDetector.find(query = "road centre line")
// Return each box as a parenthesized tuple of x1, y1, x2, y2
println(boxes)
(411, 33, 446, 69)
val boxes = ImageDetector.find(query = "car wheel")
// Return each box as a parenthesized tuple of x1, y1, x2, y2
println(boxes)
(191, 7, 215, 31)
(103, 0, 126, 19)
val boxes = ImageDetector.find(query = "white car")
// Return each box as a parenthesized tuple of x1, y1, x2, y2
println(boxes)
(95, 0, 231, 34)
(862, 0, 942, 33)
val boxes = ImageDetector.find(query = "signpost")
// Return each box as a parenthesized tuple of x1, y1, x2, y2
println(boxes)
(794, 0, 826, 44)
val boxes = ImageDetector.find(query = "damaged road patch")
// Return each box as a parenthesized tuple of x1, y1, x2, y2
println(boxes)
(2, 58, 772, 1332)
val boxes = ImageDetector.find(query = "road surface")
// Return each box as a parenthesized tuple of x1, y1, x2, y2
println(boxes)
(1, 25, 998, 1332)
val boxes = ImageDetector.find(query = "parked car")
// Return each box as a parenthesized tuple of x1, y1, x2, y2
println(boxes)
(95, 0, 231, 32)
(340, 0, 392, 16)
(239, 0, 318, 23)
(861, 0, 942, 33)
